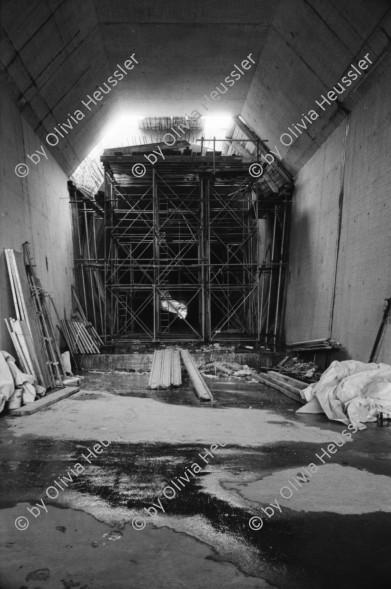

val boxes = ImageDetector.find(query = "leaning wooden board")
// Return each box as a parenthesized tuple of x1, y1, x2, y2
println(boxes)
(268, 371, 308, 390)
(9, 386, 80, 416)
(180, 349, 213, 402)
(252, 373, 305, 404)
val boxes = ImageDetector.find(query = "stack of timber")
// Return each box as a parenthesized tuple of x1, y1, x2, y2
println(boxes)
(286, 338, 341, 352)
(148, 348, 182, 389)
(180, 348, 213, 402)
(5, 247, 65, 388)
(252, 370, 306, 404)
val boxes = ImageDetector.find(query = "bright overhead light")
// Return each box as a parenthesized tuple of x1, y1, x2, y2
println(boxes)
(202, 114, 232, 136)
(200, 114, 233, 151)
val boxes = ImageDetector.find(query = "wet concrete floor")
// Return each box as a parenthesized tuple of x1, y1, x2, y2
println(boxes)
(1, 371, 391, 588)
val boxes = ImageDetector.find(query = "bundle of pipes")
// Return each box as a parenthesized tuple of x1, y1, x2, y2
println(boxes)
(71, 287, 103, 347)
(286, 338, 341, 352)
(60, 320, 101, 355)
(148, 348, 182, 389)
(72, 312, 103, 347)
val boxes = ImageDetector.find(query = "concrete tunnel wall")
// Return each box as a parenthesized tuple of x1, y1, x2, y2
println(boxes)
(0, 71, 74, 351)
(285, 51, 391, 362)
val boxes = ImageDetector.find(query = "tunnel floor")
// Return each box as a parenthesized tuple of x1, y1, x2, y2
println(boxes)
(1, 372, 391, 589)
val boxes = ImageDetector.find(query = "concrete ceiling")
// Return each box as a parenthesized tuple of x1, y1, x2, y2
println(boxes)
(1, 0, 391, 175)
(242, 0, 391, 171)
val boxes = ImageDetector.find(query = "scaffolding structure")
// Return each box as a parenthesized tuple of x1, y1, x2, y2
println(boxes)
(70, 150, 292, 347)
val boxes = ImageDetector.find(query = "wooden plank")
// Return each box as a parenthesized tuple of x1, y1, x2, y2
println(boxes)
(5, 250, 21, 319)
(11, 320, 35, 376)
(252, 373, 304, 404)
(4, 318, 29, 373)
(17, 321, 44, 384)
(180, 349, 213, 402)
(149, 350, 163, 389)
(160, 349, 172, 389)
(286, 338, 330, 347)
(259, 373, 302, 396)
(171, 350, 182, 387)
(289, 346, 333, 352)
(9, 386, 80, 416)
(148, 350, 158, 388)
(11, 251, 31, 332)
(7, 251, 34, 341)
(263, 373, 306, 396)
(268, 371, 308, 390)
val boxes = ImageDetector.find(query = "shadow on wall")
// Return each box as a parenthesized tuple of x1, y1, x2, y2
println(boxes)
(284, 210, 314, 343)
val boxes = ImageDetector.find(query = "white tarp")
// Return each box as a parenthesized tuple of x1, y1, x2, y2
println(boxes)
(300, 360, 391, 429)
(160, 291, 187, 319)
(0, 350, 46, 412)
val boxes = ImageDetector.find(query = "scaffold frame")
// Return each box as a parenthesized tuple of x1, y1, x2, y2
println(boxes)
(70, 151, 292, 347)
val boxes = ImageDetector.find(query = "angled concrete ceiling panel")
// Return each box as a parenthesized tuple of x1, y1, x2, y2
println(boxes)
(241, 0, 391, 172)
(1, 0, 113, 172)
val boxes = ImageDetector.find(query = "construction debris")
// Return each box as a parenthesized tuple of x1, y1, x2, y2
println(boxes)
(276, 356, 321, 381)
(198, 343, 236, 353)
(198, 357, 311, 404)
(199, 360, 255, 380)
